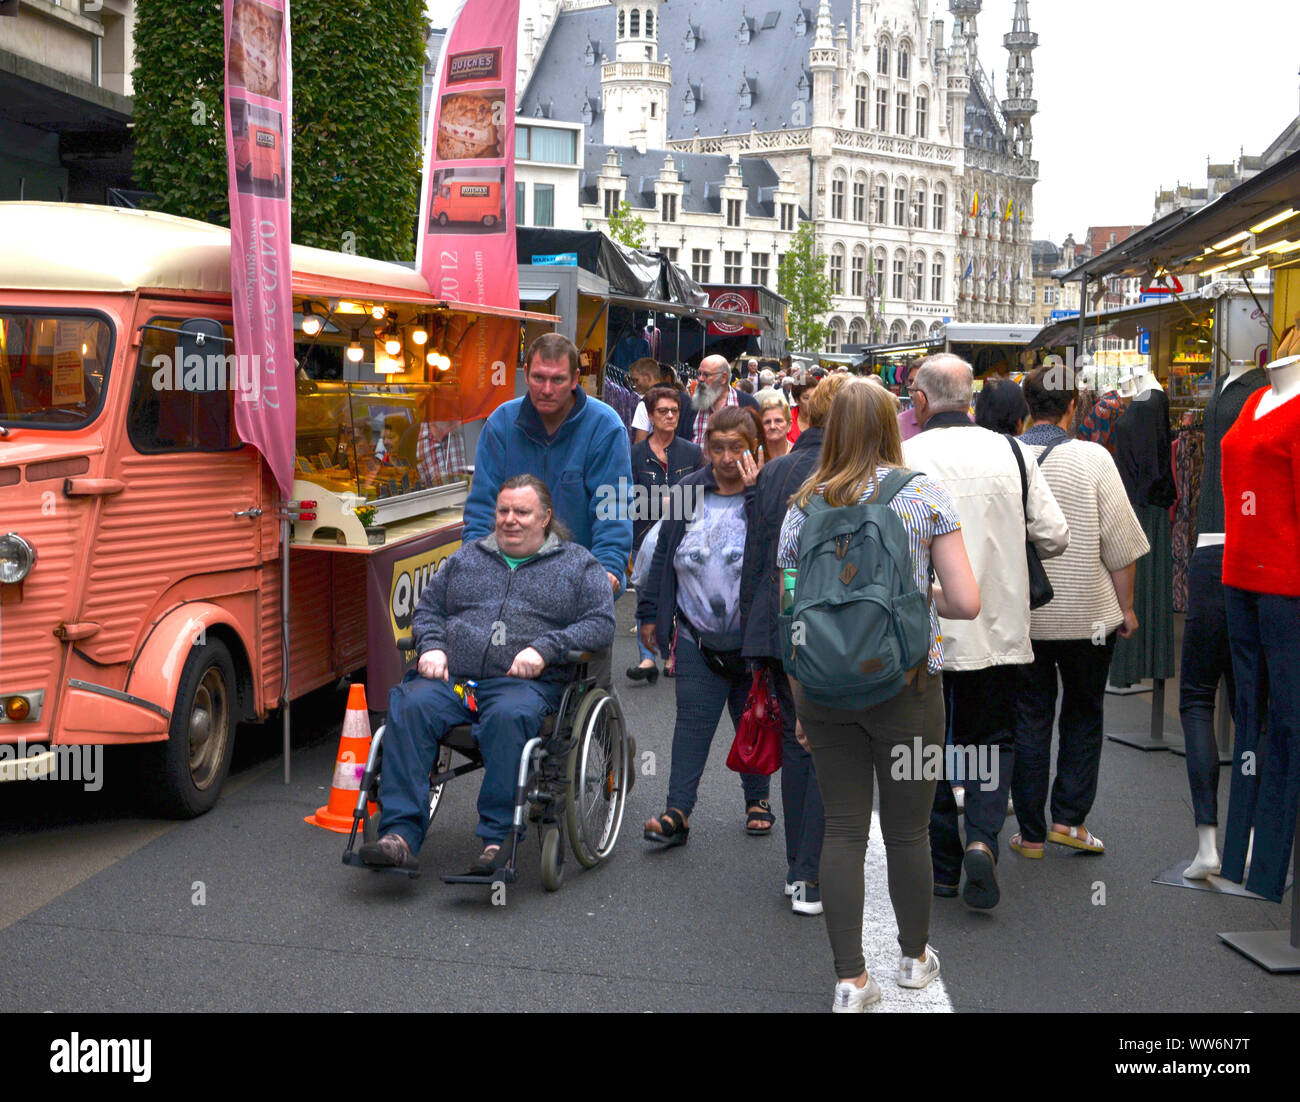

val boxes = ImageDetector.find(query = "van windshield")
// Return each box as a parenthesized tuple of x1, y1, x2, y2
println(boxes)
(0, 311, 113, 429)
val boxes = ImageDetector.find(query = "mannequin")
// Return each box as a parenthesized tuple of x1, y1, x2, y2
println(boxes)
(1116, 363, 1137, 399)
(1179, 358, 1269, 879)
(1218, 353, 1300, 902)
(1132, 362, 1164, 397)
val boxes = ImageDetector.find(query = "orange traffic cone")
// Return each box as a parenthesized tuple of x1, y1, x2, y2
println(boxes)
(306, 683, 375, 833)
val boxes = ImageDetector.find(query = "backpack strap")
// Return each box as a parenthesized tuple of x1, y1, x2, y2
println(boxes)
(873, 468, 923, 507)
(1036, 436, 1069, 467)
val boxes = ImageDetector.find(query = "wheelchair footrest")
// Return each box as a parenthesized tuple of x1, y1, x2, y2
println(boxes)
(342, 852, 421, 879)
(439, 868, 517, 886)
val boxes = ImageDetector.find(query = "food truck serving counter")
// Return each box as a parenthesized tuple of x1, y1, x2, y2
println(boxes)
(0, 203, 554, 814)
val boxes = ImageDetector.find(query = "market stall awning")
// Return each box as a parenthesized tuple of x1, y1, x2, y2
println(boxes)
(1030, 294, 1215, 349)
(1058, 149, 1300, 282)
(519, 285, 558, 304)
(605, 293, 772, 333)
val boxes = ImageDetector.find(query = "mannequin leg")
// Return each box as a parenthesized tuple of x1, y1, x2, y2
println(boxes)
(1221, 587, 1268, 884)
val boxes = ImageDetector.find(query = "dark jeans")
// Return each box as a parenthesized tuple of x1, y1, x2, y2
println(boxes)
(1011, 634, 1117, 844)
(930, 665, 1021, 886)
(664, 629, 769, 818)
(1179, 545, 1235, 826)
(761, 659, 824, 883)
(1221, 586, 1300, 903)
(798, 671, 944, 972)
(378, 671, 563, 850)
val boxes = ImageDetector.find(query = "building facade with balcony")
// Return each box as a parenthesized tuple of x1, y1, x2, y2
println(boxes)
(0, 0, 135, 202)
(518, 0, 1040, 349)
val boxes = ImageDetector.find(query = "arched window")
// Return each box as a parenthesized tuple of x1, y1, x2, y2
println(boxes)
(828, 317, 846, 353)
(831, 171, 846, 220)
(876, 36, 890, 77)
(630, 8, 640, 37)
(893, 176, 908, 226)
(913, 250, 926, 300)
(872, 174, 888, 223)
(852, 172, 867, 222)
(909, 320, 926, 341)
(618, 8, 625, 37)
(889, 319, 907, 343)
(645, 9, 654, 37)
(915, 86, 929, 138)
(873, 247, 887, 297)
(929, 321, 944, 338)
(897, 43, 911, 80)
(931, 253, 945, 302)
(848, 318, 866, 345)
(851, 244, 866, 296)
(913, 182, 926, 229)
(891, 248, 906, 299)
(932, 184, 946, 231)
(829, 243, 846, 294)
(854, 76, 869, 129)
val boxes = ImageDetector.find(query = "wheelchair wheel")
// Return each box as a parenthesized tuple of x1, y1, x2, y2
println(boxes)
(565, 689, 628, 868)
(427, 744, 453, 825)
(539, 824, 565, 892)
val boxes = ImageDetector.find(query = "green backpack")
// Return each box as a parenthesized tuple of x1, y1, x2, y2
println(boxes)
(779, 470, 930, 710)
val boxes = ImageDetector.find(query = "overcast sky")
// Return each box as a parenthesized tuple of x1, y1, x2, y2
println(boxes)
(427, 0, 1300, 243)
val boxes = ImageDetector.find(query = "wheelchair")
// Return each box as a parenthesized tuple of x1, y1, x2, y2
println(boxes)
(342, 644, 632, 891)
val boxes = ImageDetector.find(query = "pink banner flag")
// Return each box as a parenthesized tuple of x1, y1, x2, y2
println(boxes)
(417, 0, 521, 422)
(223, 0, 296, 498)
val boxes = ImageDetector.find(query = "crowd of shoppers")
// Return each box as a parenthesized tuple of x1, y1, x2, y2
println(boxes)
(409, 332, 1157, 1012)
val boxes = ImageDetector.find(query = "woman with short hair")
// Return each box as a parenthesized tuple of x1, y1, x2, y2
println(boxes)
(639, 406, 775, 844)
(754, 387, 793, 465)
(974, 376, 1030, 437)
(627, 385, 705, 683)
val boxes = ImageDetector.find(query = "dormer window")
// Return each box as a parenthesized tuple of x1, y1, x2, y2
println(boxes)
(684, 85, 698, 115)
(581, 98, 594, 124)
(684, 24, 698, 51)
(795, 70, 811, 101)
(584, 39, 596, 66)
(738, 17, 752, 45)
(739, 76, 755, 110)
(794, 8, 808, 35)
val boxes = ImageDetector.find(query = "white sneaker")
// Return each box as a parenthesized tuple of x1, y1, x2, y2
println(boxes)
(791, 881, 823, 915)
(832, 975, 882, 1013)
(898, 945, 941, 989)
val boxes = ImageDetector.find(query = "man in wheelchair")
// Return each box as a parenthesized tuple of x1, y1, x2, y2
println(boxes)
(359, 475, 616, 877)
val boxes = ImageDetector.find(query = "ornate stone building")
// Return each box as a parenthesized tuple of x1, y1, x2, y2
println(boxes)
(518, 0, 1040, 348)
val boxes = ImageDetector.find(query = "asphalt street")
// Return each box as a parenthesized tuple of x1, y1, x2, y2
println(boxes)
(0, 598, 1295, 1013)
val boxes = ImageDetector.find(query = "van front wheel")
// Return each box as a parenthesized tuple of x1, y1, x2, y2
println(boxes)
(146, 639, 237, 818)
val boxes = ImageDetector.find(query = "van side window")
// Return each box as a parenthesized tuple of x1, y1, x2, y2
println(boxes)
(127, 318, 242, 453)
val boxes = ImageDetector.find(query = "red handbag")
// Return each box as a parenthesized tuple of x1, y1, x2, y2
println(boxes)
(726, 668, 784, 776)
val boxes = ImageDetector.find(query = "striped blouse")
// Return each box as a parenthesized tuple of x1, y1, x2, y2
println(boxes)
(777, 467, 962, 674)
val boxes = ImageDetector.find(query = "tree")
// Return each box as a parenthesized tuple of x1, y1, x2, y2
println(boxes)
(606, 200, 647, 250)
(132, 0, 427, 262)
(777, 221, 833, 353)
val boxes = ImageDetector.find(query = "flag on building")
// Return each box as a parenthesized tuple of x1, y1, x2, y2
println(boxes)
(969, 191, 979, 218)
(963, 259, 974, 281)
(222, 0, 295, 497)
(991, 263, 999, 283)
(1005, 197, 1014, 222)
(979, 259, 988, 280)
(1019, 207, 1026, 224)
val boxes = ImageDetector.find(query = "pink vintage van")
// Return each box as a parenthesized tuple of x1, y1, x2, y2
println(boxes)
(0, 203, 546, 816)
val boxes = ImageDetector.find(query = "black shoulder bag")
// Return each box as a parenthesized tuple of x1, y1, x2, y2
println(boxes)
(1008, 436, 1056, 610)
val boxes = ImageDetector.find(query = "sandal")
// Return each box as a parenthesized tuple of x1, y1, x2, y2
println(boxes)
(1047, 825, 1104, 854)
(745, 800, 775, 837)
(1009, 833, 1044, 859)
(644, 809, 689, 847)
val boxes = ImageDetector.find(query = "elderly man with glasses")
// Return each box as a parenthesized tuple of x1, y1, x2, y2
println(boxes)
(689, 354, 760, 446)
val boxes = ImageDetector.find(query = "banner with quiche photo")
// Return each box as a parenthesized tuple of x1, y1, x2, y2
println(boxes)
(222, 0, 296, 497)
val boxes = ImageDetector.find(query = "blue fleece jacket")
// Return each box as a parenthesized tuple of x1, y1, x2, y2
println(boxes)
(463, 387, 634, 583)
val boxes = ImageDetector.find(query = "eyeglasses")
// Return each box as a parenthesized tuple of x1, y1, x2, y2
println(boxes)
(652, 406, 680, 418)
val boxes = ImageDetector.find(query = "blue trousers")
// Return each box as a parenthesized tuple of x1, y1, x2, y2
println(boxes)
(1221, 586, 1300, 903)
(665, 631, 769, 818)
(762, 659, 824, 883)
(378, 671, 563, 850)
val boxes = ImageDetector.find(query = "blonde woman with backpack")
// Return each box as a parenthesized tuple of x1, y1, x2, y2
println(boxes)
(777, 380, 981, 1013)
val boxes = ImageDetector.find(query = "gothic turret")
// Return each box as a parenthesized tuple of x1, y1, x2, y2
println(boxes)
(1002, 0, 1038, 162)
(603, 0, 671, 150)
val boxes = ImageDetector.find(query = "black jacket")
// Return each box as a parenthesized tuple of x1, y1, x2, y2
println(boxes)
(739, 427, 824, 658)
(1114, 387, 1175, 509)
(630, 435, 705, 552)
(636, 464, 757, 658)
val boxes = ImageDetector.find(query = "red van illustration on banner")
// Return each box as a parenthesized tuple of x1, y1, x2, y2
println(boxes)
(235, 125, 283, 190)
(432, 178, 503, 228)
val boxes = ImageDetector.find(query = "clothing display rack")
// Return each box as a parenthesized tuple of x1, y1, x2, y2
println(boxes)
(1219, 812, 1300, 973)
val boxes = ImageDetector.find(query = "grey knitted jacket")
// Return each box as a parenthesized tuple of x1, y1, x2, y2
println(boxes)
(411, 532, 615, 681)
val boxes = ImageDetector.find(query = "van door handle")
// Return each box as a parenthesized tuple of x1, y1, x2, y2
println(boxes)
(64, 477, 125, 497)
(234, 507, 264, 519)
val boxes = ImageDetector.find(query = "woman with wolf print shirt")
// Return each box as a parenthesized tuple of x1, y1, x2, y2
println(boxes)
(637, 406, 775, 846)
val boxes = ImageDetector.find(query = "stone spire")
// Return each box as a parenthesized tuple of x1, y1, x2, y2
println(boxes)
(810, 0, 837, 125)
(948, 0, 982, 67)
(1002, 0, 1038, 161)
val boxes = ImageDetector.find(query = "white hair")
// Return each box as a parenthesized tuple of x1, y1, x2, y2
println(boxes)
(913, 354, 973, 414)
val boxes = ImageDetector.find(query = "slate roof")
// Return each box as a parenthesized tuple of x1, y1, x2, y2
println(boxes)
(579, 143, 806, 220)
(520, 0, 856, 142)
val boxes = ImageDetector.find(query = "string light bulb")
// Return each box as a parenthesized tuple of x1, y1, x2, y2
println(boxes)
(301, 303, 323, 336)
(411, 323, 428, 346)
(347, 330, 364, 363)
(384, 328, 402, 356)
(371, 304, 387, 320)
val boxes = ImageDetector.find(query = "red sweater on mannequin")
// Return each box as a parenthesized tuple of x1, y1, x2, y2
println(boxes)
(1221, 387, 1300, 596)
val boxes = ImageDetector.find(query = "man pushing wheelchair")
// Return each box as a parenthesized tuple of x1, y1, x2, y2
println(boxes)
(358, 475, 616, 878)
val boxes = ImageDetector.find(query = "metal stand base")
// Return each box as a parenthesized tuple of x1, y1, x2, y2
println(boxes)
(1107, 678, 1178, 752)
(1153, 860, 1293, 897)
(1217, 931, 1300, 973)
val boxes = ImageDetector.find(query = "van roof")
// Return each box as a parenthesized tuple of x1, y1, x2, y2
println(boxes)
(0, 202, 430, 300)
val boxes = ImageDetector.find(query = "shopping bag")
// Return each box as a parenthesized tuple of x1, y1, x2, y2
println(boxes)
(726, 668, 783, 775)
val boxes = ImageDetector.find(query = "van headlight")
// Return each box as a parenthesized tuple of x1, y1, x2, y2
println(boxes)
(0, 534, 35, 583)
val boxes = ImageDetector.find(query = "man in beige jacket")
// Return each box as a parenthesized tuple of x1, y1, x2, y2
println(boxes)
(904, 355, 1070, 910)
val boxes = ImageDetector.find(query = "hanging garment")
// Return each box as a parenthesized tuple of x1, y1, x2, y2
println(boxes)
(1170, 427, 1204, 613)
(600, 377, 640, 434)
(1197, 368, 1267, 539)
(1109, 504, 1174, 687)
(1114, 388, 1176, 509)
(1078, 389, 1125, 456)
